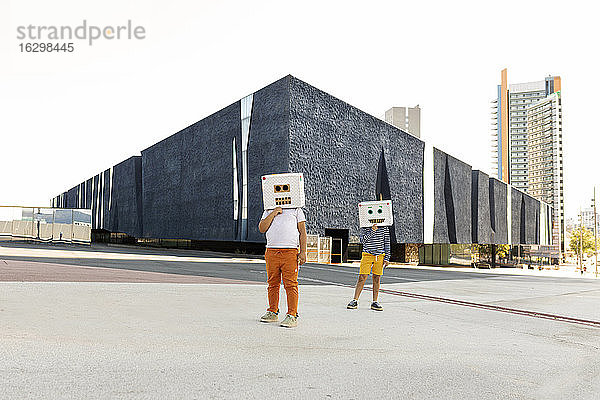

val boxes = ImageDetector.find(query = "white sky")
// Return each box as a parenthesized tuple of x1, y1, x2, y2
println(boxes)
(1, 0, 598, 220)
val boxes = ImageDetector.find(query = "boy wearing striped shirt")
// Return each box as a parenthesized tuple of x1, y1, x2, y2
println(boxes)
(347, 223, 390, 311)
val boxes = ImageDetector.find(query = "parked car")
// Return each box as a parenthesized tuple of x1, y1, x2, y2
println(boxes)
(473, 260, 491, 269)
(501, 259, 517, 268)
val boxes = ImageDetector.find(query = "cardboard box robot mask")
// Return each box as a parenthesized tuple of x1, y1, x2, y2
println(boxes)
(262, 173, 305, 210)
(358, 200, 393, 227)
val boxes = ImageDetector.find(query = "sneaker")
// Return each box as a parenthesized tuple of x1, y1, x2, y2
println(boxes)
(371, 301, 383, 311)
(347, 299, 358, 309)
(260, 311, 279, 323)
(280, 314, 298, 328)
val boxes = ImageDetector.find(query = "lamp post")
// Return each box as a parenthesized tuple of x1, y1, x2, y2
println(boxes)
(579, 209, 583, 274)
(594, 188, 598, 278)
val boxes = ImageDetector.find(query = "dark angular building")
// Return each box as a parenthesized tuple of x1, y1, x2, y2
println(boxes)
(471, 170, 492, 244)
(432, 149, 472, 244)
(52, 75, 552, 255)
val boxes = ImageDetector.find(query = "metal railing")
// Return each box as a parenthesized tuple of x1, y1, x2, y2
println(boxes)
(307, 234, 332, 264)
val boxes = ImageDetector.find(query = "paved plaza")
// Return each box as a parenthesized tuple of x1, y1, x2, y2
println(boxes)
(1, 243, 600, 399)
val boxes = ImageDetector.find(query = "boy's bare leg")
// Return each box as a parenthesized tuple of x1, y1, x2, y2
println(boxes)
(353, 274, 368, 300)
(372, 274, 381, 301)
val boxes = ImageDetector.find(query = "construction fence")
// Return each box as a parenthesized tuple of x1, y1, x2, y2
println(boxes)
(307, 235, 343, 264)
(0, 207, 92, 244)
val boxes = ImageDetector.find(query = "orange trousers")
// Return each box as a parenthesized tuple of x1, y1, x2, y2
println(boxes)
(265, 248, 299, 317)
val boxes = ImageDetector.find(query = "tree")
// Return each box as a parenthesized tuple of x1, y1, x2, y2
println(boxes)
(496, 244, 510, 259)
(473, 244, 510, 261)
(569, 226, 594, 257)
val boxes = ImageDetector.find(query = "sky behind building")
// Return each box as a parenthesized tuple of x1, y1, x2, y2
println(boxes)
(1, 0, 598, 220)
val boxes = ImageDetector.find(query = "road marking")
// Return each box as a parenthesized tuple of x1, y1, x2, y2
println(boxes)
(0, 247, 265, 264)
(298, 276, 355, 285)
(298, 276, 600, 329)
(300, 264, 420, 282)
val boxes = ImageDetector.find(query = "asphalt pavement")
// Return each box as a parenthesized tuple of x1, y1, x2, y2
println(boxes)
(0, 241, 581, 286)
(2, 242, 600, 399)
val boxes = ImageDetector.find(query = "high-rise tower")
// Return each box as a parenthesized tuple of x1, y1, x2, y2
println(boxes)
(490, 69, 564, 256)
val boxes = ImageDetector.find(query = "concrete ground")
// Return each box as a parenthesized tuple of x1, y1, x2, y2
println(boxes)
(2, 243, 600, 399)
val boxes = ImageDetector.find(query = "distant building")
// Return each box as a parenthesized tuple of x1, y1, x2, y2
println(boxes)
(565, 217, 575, 232)
(490, 68, 564, 257)
(384, 106, 420, 137)
(581, 208, 599, 233)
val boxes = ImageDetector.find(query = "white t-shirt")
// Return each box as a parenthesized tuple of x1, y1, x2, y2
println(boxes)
(260, 208, 306, 249)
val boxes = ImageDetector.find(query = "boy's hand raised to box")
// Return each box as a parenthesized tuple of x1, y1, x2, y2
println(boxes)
(258, 207, 284, 233)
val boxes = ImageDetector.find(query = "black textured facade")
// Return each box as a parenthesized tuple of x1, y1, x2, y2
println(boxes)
(288, 77, 424, 243)
(141, 101, 241, 241)
(471, 170, 492, 244)
(510, 188, 540, 245)
(246, 77, 291, 242)
(110, 157, 143, 238)
(433, 148, 471, 244)
(489, 178, 508, 244)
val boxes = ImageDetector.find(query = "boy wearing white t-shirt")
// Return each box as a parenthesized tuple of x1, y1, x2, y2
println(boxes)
(258, 206, 307, 328)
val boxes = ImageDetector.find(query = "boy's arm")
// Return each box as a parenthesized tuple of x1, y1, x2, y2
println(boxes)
(384, 227, 391, 264)
(258, 207, 282, 233)
(360, 228, 374, 244)
(360, 226, 376, 243)
(297, 221, 307, 265)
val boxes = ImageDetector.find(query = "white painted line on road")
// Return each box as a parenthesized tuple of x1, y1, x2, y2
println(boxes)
(300, 265, 359, 275)
(299, 265, 420, 283)
(0, 246, 265, 264)
(298, 276, 347, 285)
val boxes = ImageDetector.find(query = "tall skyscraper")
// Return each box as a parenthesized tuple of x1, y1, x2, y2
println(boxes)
(384, 106, 420, 137)
(490, 69, 565, 256)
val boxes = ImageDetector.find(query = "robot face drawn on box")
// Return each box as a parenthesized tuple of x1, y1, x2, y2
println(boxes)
(358, 200, 393, 227)
(261, 173, 305, 210)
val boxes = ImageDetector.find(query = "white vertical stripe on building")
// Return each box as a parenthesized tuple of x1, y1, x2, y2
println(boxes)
(99, 171, 104, 230)
(232, 137, 239, 220)
(540, 202, 548, 245)
(423, 143, 434, 243)
(109, 167, 114, 217)
(93, 176, 98, 229)
(240, 93, 253, 240)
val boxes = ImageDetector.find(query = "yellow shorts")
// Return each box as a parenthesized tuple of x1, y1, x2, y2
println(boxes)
(359, 252, 385, 276)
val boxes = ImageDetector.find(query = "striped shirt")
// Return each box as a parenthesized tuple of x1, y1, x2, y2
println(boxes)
(360, 226, 391, 262)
